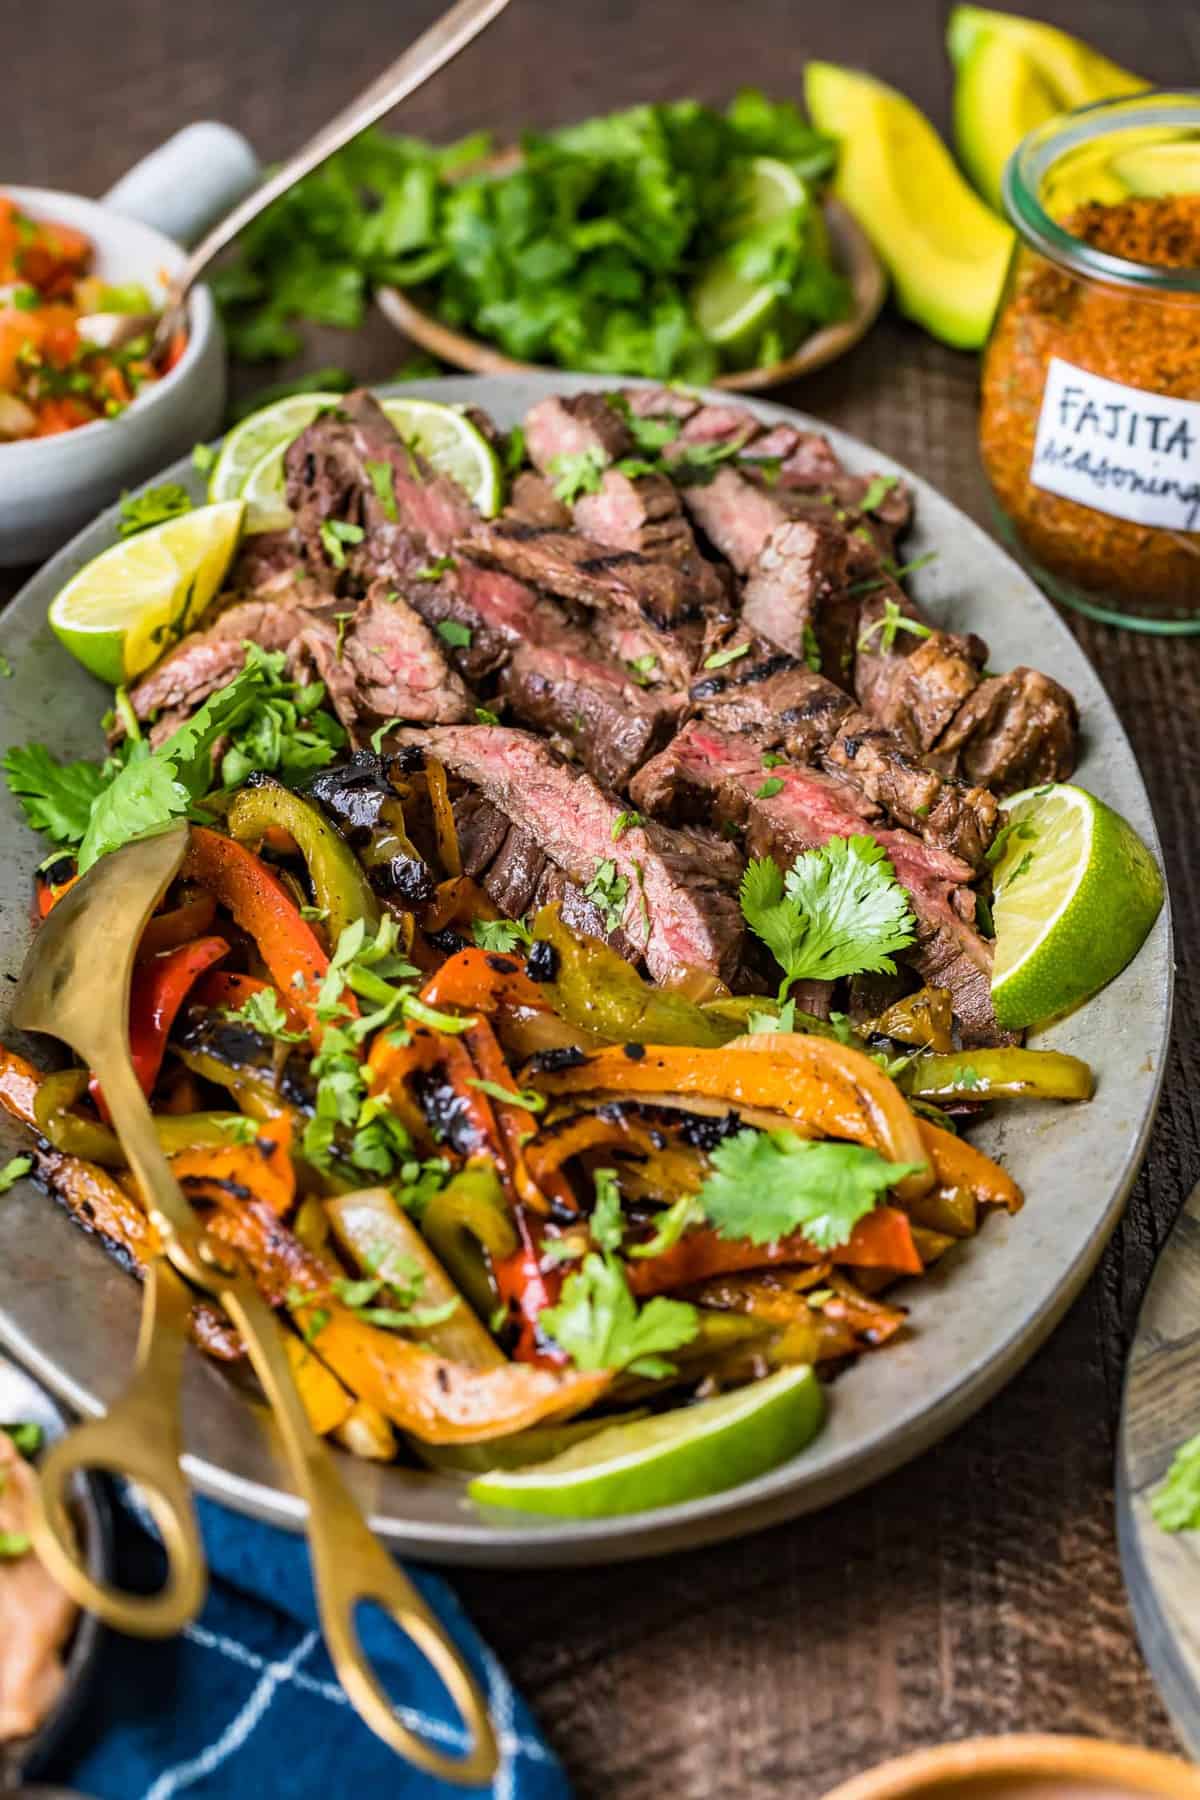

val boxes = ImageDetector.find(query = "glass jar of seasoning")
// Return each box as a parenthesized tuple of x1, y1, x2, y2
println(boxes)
(979, 92, 1200, 633)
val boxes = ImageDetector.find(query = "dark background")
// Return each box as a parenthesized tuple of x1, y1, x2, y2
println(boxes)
(7, 4, 1200, 1794)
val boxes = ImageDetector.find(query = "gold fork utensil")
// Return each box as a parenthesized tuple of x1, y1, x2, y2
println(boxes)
(12, 823, 498, 1785)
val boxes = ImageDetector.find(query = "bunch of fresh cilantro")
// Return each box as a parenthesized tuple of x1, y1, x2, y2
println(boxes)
(213, 91, 845, 381)
(2, 644, 346, 874)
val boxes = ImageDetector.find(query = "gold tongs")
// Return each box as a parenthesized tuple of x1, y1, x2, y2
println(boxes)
(12, 823, 498, 1786)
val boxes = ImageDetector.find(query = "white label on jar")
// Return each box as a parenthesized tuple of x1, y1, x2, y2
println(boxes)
(1030, 356, 1200, 532)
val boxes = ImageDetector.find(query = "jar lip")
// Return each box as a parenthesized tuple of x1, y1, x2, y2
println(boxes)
(1002, 89, 1200, 294)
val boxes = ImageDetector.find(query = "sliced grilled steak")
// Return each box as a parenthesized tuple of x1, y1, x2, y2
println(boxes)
(743, 425, 843, 488)
(289, 584, 471, 732)
(524, 394, 633, 473)
(399, 725, 744, 983)
(664, 404, 761, 460)
(823, 713, 998, 869)
(690, 642, 853, 759)
(680, 467, 792, 573)
(630, 722, 1003, 1042)
(741, 519, 853, 676)
(501, 631, 683, 790)
(572, 466, 728, 613)
(619, 386, 702, 423)
(934, 668, 1078, 795)
(864, 628, 989, 751)
(507, 471, 571, 529)
(126, 597, 323, 740)
(461, 520, 699, 630)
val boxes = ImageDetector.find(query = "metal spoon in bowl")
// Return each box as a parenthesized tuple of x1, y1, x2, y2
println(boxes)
(76, 0, 511, 359)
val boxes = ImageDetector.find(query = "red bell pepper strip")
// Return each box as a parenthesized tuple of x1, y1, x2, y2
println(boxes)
(182, 827, 352, 1043)
(91, 934, 229, 1116)
(493, 1212, 565, 1367)
(191, 970, 308, 1037)
(420, 947, 550, 1019)
(33, 867, 78, 919)
(626, 1207, 923, 1296)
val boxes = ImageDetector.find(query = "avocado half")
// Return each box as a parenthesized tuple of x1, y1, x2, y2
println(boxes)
(804, 62, 1013, 351)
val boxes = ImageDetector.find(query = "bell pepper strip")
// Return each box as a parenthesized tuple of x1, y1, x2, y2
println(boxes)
(33, 866, 78, 919)
(31, 1066, 255, 1168)
(191, 970, 308, 1036)
(419, 947, 550, 1019)
(0, 1047, 42, 1126)
(89, 935, 229, 1120)
(137, 894, 217, 958)
(918, 1119, 1023, 1213)
(626, 1205, 924, 1298)
(493, 1211, 566, 1367)
(421, 1161, 519, 1323)
(182, 827, 353, 1042)
(424, 757, 461, 877)
(900, 1047, 1095, 1104)
(529, 904, 725, 1047)
(226, 778, 381, 946)
(527, 1037, 932, 1202)
(199, 1189, 608, 1441)
(422, 877, 498, 937)
(282, 1333, 356, 1438)
(367, 1025, 501, 1163)
(170, 1115, 296, 1218)
(867, 986, 955, 1052)
(686, 1271, 908, 1361)
(522, 1110, 652, 1190)
(462, 1014, 573, 1214)
(325, 1184, 505, 1368)
(24, 1140, 243, 1361)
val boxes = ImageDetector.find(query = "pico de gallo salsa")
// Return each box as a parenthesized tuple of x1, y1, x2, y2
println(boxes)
(0, 194, 183, 442)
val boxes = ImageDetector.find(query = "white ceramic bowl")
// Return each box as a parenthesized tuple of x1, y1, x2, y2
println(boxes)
(0, 124, 259, 565)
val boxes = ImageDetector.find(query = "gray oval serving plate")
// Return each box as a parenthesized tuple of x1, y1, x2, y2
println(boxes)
(0, 373, 1173, 1567)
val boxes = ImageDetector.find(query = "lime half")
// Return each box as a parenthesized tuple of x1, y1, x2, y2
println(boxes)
(692, 156, 809, 357)
(468, 1365, 825, 1519)
(208, 394, 345, 505)
(990, 783, 1164, 1031)
(379, 397, 502, 517)
(49, 500, 245, 685)
(240, 443, 296, 534)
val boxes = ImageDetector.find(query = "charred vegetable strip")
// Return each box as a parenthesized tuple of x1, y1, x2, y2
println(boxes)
(282, 1332, 356, 1437)
(182, 827, 350, 1040)
(137, 894, 218, 958)
(226, 776, 380, 945)
(33, 1068, 261, 1168)
(89, 935, 228, 1120)
(171, 1120, 296, 1218)
(530, 905, 725, 1047)
(918, 1120, 1023, 1213)
(493, 1215, 565, 1366)
(191, 970, 308, 1037)
(464, 1014, 573, 1214)
(200, 1191, 608, 1441)
(626, 1206, 924, 1294)
(900, 1048, 1094, 1103)
(424, 757, 461, 878)
(419, 947, 550, 1019)
(421, 1161, 520, 1322)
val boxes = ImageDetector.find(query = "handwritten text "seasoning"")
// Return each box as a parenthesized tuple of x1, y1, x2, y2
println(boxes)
(1031, 356, 1200, 533)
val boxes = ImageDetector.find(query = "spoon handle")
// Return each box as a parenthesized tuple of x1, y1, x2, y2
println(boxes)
(173, 0, 511, 299)
(214, 1270, 499, 1786)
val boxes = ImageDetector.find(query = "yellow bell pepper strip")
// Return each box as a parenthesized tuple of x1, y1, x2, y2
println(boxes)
(900, 1047, 1095, 1103)
(527, 1036, 933, 1202)
(137, 894, 218, 958)
(626, 1206, 924, 1295)
(424, 756, 461, 877)
(200, 1190, 609, 1442)
(333, 1403, 398, 1461)
(182, 827, 353, 1043)
(282, 1333, 356, 1438)
(918, 1119, 1023, 1213)
(420, 1161, 519, 1325)
(226, 776, 381, 946)
(31, 1066, 266, 1168)
(325, 1185, 505, 1367)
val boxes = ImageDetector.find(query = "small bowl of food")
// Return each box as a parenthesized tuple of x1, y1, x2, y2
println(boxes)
(0, 1352, 112, 1788)
(1, 123, 258, 565)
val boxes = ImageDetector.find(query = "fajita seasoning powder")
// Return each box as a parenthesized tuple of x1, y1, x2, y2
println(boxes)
(980, 94, 1200, 633)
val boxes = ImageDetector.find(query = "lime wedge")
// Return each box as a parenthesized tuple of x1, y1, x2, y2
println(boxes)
(692, 156, 809, 358)
(379, 397, 502, 517)
(48, 501, 245, 685)
(240, 443, 296, 534)
(468, 1365, 825, 1519)
(208, 394, 344, 505)
(990, 783, 1164, 1031)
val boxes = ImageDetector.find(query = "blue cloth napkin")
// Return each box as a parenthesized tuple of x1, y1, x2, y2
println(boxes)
(43, 1494, 571, 1800)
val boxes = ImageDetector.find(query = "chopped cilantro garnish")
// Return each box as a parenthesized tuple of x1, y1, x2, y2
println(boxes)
(856, 595, 934, 653)
(474, 706, 500, 726)
(222, 987, 305, 1043)
(549, 447, 607, 503)
(436, 619, 472, 649)
(118, 483, 193, 538)
(611, 809, 642, 841)
(583, 858, 629, 933)
(468, 1077, 545, 1113)
(471, 917, 532, 953)
(364, 458, 398, 521)
(696, 1128, 925, 1250)
(755, 778, 784, 799)
(740, 836, 915, 1000)
(0, 1156, 32, 1194)
(703, 641, 751, 671)
(319, 519, 365, 569)
(539, 1251, 697, 1378)
(414, 554, 456, 582)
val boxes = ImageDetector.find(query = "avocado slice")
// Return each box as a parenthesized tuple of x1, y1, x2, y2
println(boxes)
(953, 31, 1059, 210)
(1108, 140, 1200, 197)
(804, 62, 1013, 350)
(947, 6, 1145, 109)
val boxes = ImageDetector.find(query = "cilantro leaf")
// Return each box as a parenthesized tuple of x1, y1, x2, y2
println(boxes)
(223, 988, 305, 1043)
(3, 744, 107, 845)
(860, 473, 898, 513)
(437, 619, 473, 649)
(549, 447, 607, 503)
(740, 837, 916, 998)
(539, 1251, 697, 1376)
(117, 483, 192, 538)
(471, 917, 532, 953)
(467, 1077, 545, 1113)
(1152, 1430, 1200, 1532)
(582, 859, 629, 934)
(703, 641, 751, 671)
(697, 1128, 925, 1249)
(0, 1155, 32, 1194)
(364, 459, 398, 521)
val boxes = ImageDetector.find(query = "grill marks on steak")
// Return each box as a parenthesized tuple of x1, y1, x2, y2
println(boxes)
(501, 633, 683, 790)
(127, 596, 326, 743)
(398, 725, 744, 983)
(524, 394, 634, 471)
(630, 721, 1004, 1043)
(741, 519, 854, 678)
(461, 520, 698, 630)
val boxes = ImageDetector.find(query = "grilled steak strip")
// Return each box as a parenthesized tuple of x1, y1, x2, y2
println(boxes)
(507, 471, 571, 529)
(396, 725, 745, 984)
(501, 632, 684, 790)
(289, 584, 472, 734)
(934, 667, 1079, 795)
(126, 597, 328, 743)
(630, 721, 1004, 1043)
(524, 394, 635, 472)
(740, 518, 854, 679)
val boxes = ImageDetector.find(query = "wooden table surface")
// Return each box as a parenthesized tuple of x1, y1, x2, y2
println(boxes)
(8, 2, 1200, 1792)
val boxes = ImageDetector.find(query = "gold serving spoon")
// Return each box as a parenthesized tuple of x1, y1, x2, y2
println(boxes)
(77, 0, 511, 359)
(12, 823, 498, 1786)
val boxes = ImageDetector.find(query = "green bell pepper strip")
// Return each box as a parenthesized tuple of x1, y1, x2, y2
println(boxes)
(899, 1048, 1095, 1103)
(530, 905, 726, 1048)
(32, 1069, 264, 1167)
(422, 1160, 519, 1321)
(226, 776, 380, 945)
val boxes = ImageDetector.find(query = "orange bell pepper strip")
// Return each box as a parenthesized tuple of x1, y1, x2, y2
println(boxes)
(627, 1208, 924, 1297)
(137, 894, 217, 958)
(191, 970, 308, 1037)
(367, 1025, 504, 1165)
(419, 946, 549, 1018)
(0, 1046, 41, 1126)
(182, 827, 351, 1042)
(33, 865, 78, 919)
(171, 1114, 296, 1217)
(462, 1015, 574, 1215)
(918, 1120, 1023, 1214)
